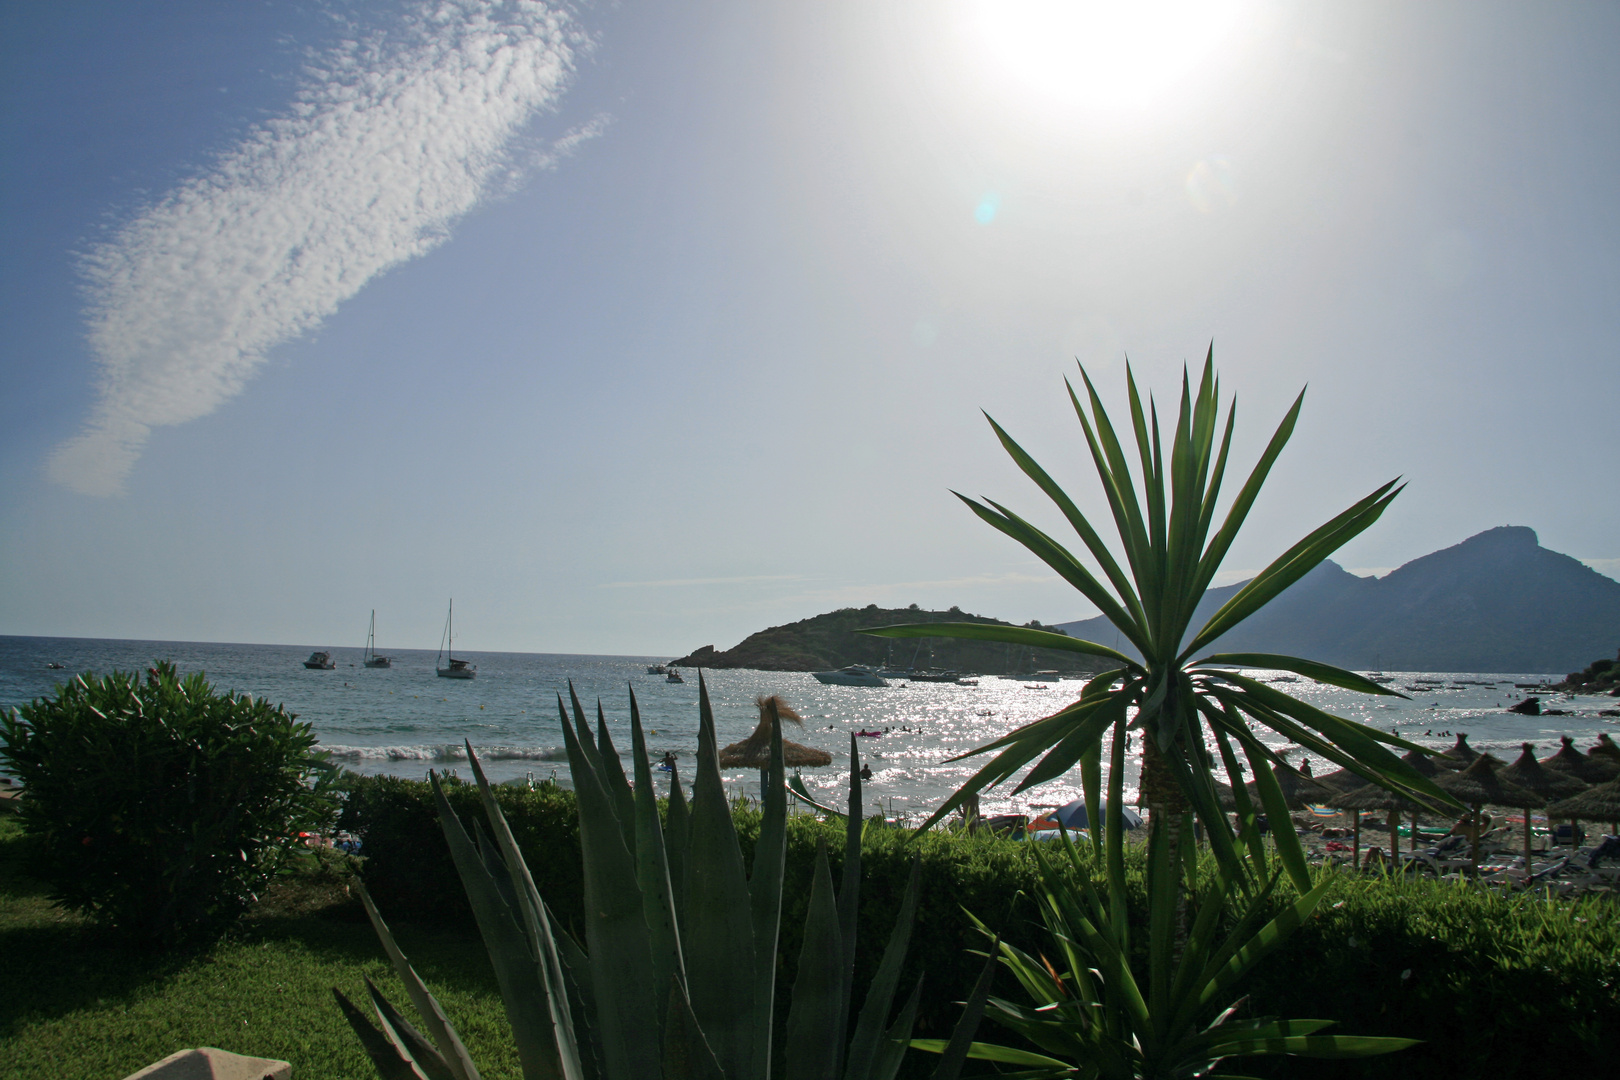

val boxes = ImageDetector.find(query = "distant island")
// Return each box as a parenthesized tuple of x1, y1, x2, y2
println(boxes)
(1056, 526, 1620, 674)
(672, 605, 1108, 676)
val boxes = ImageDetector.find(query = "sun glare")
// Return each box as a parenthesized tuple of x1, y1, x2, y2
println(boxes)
(959, 0, 1248, 115)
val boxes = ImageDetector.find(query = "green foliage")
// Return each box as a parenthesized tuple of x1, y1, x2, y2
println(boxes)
(863, 355, 1452, 890)
(918, 828, 1416, 1078)
(1562, 648, 1620, 691)
(336, 772, 583, 929)
(3, 810, 1617, 1080)
(339, 679, 978, 1080)
(0, 662, 334, 942)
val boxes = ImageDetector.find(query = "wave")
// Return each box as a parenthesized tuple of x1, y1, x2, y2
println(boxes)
(320, 743, 568, 763)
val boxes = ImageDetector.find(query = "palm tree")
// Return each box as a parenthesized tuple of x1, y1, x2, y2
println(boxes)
(866, 351, 1453, 889)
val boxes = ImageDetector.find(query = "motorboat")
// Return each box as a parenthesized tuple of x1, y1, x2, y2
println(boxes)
(647, 663, 669, 675)
(667, 669, 685, 683)
(362, 610, 392, 668)
(435, 600, 476, 679)
(812, 666, 889, 687)
(303, 651, 335, 670)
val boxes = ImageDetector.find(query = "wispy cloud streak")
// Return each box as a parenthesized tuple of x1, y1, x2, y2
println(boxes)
(50, 0, 590, 495)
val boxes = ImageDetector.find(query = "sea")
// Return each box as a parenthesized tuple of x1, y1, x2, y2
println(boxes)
(3, 635, 1616, 821)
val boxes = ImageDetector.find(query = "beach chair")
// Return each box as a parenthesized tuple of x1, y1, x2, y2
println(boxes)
(1552, 822, 1586, 847)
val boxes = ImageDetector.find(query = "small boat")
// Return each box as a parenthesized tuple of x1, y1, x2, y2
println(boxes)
(647, 663, 669, 675)
(813, 666, 889, 687)
(666, 669, 685, 683)
(956, 677, 979, 686)
(304, 651, 335, 670)
(1023, 684, 1049, 690)
(435, 600, 476, 679)
(362, 610, 392, 669)
(45, 662, 65, 670)
(855, 730, 883, 738)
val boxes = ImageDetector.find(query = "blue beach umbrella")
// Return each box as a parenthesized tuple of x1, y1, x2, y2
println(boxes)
(1036, 798, 1144, 831)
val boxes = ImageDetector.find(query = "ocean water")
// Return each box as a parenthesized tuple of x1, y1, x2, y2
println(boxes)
(2, 635, 1616, 820)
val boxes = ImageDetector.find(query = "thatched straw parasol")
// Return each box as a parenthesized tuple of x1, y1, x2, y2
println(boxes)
(1540, 736, 1620, 783)
(1544, 779, 1620, 829)
(1438, 733, 1504, 770)
(719, 695, 833, 770)
(1303, 758, 1366, 794)
(1498, 744, 1587, 865)
(1328, 782, 1426, 863)
(1255, 759, 1335, 809)
(1431, 756, 1544, 868)
(1215, 757, 1332, 813)
(1590, 733, 1620, 764)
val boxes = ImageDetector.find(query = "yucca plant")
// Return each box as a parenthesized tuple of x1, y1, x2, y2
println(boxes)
(914, 828, 1418, 1078)
(865, 352, 1456, 890)
(336, 675, 985, 1080)
(874, 353, 1454, 1075)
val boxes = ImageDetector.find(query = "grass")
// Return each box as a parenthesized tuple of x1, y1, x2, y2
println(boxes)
(0, 814, 519, 1080)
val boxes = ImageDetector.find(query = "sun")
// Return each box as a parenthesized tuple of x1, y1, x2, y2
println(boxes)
(957, 0, 1249, 115)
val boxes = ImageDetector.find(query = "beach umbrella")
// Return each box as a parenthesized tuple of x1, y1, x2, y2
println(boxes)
(1540, 735, 1620, 784)
(1438, 733, 1505, 770)
(1590, 734, 1620, 764)
(719, 695, 833, 773)
(1498, 744, 1587, 865)
(1032, 798, 1144, 832)
(1328, 782, 1426, 862)
(1431, 756, 1544, 868)
(1303, 757, 1368, 794)
(1251, 759, 1335, 810)
(1544, 779, 1620, 832)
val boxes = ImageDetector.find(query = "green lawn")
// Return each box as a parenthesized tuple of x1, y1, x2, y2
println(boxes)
(0, 815, 519, 1080)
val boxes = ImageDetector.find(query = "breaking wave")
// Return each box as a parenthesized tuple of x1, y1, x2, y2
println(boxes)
(320, 743, 568, 763)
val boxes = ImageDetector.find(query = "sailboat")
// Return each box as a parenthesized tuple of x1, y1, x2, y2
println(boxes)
(362, 610, 392, 669)
(435, 600, 476, 679)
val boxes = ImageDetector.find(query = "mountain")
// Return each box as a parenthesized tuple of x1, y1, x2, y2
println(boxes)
(1055, 527, 1620, 673)
(672, 605, 1108, 676)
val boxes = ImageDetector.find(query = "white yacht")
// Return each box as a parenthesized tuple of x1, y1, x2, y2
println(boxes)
(812, 666, 889, 687)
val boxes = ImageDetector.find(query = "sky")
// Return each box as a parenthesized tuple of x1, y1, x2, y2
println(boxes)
(2, 0, 1617, 658)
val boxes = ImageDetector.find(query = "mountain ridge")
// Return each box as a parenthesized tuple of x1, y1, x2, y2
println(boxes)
(1055, 526, 1620, 673)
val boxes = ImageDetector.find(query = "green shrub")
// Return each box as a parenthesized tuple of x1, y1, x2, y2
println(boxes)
(337, 776, 1619, 1078)
(0, 662, 335, 942)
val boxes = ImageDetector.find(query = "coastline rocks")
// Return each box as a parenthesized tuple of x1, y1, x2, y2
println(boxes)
(1508, 696, 1541, 716)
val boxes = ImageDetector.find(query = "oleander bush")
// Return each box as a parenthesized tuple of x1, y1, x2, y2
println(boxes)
(0, 662, 335, 942)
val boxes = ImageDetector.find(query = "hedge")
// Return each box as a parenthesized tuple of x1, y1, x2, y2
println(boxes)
(335, 774, 1619, 1079)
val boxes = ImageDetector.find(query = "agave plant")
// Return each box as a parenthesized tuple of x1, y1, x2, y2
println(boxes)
(336, 675, 983, 1080)
(914, 826, 1418, 1078)
(866, 353, 1455, 889)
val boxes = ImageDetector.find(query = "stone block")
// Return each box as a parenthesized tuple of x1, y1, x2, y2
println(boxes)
(122, 1047, 292, 1080)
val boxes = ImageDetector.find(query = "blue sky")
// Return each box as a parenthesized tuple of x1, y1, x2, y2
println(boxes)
(2, 1, 1617, 656)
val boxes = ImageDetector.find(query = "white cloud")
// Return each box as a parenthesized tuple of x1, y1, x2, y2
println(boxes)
(49, 0, 587, 495)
